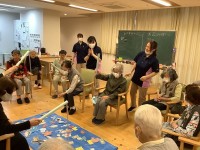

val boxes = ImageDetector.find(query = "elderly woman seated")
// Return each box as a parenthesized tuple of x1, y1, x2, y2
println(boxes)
(92, 63, 127, 125)
(142, 68, 182, 111)
(163, 84, 200, 139)
(134, 104, 179, 150)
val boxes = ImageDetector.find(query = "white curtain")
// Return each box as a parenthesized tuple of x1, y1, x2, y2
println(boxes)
(101, 11, 135, 54)
(175, 7, 200, 84)
(101, 7, 200, 84)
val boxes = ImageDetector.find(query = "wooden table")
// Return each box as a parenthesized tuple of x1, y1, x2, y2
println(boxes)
(39, 56, 72, 78)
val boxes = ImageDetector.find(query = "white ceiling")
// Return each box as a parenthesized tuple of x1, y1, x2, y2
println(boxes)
(0, 0, 200, 17)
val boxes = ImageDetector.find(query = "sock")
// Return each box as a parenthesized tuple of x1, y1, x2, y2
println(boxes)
(70, 106, 76, 110)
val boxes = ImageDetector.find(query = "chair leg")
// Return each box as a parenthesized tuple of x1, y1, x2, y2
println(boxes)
(148, 94, 150, 100)
(30, 87, 32, 99)
(163, 114, 167, 122)
(41, 73, 44, 86)
(82, 97, 85, 113)
(6, 138, 11, 150)
(116, 107, 120, 125)
(125, 103, 128, 119)
(180, 141, 184, 150)
(193, 146, 198, 150)
(30, 82, 32, 99)
(50, 83, 52, 96)
(110, 106, 112, 112)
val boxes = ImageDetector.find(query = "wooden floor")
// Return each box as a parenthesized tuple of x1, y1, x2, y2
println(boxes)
(2, 79, 158, 150)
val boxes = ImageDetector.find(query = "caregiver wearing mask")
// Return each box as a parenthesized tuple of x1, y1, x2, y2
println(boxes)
(72, 33, 88, 73)
(126, 40, 159, 111)
(84, 36, 102, 70)
(142, 68, 182, 110)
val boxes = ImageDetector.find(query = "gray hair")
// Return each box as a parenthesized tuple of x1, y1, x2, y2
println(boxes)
(38, 138, 74, 150)
(134, 105, 162, 137)
(112, 63, 124, 74)
(161, 68, 178, 81)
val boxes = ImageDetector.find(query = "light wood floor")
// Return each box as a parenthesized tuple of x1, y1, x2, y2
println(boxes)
(2, 79, 157, 150)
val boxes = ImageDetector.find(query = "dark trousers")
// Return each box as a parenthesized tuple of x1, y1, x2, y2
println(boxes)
(64, 90, 82, 107)
(31, 67, 41, 81)
(142, 99, 167, 110)
(0, 132, 29, 150)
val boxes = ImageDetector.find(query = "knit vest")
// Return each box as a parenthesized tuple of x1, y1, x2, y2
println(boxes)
(180, 105, 200, 136)
(67, 68, 83, 92)
(160, 80, 178, 98)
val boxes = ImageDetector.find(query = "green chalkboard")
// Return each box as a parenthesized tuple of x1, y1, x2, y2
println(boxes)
(117, 30, 176, 65)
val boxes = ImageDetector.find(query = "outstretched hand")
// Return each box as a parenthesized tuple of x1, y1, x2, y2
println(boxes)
(29, 118, 42, 127)
(58, 92, 65, 98)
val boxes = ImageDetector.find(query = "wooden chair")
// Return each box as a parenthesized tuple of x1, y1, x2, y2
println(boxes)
(96, 77, 131, 125)
(78, 68, 95, 112)
(0, 133, 14, 150)
(147, 83, 185, 121)
(162, 113, 200, 150)
(179, 135, 200, 150)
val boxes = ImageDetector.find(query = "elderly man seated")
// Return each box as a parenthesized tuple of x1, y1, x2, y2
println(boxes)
(134, 104, 178, 150)
(92, 63, 127, 125)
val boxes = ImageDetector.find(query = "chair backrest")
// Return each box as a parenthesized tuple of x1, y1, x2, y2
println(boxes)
(80, 68, 95, 84)
(125, 77, 131, 92)
(180, 83, 186, 101)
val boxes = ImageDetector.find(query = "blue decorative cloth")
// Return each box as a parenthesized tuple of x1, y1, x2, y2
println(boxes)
(15, 112, 117, 150)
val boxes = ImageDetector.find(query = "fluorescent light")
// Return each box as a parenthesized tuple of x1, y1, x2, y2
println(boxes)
(0, 8, 8, 11)
(0, 3, 25, 8)
(151, 0, 171, 6)
(41, 0, 55, 3)
(69, 4, 98, 12)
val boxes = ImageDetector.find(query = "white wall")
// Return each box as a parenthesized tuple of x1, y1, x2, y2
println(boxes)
(0, 12, 20, 53)
(20, 9, 43, 50)
(43, 10, 61, 55)
(60, 14, 102, 56)
(60, 14, 135, 78)
(60, 14, 160, 85)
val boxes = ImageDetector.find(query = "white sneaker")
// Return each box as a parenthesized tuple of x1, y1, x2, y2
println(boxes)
(34, 84, 38, 88)
(38, 85, 42, 89)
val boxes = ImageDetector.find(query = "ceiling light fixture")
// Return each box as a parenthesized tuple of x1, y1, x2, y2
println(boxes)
(0, 8, 8, 11)
(0, 3, 25, 8)
(69, 4, 98, 12)
(64, 13, 67, 16)
(151, 0, 171, 6)
(41, 0, 55, 3)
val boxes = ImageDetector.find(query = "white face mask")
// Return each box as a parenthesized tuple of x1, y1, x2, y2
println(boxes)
(1, 93, 12, 102)
(89, 43, 95, 49)
(112, 72, 120, 78)
(78, 38, 83, 42)
(145, 49, 155, 56)
(163, 77, 170, 83)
